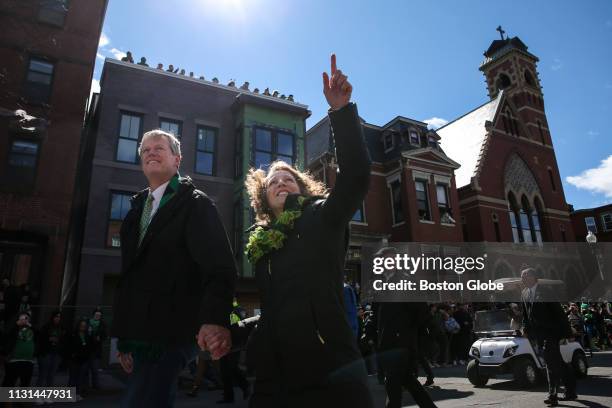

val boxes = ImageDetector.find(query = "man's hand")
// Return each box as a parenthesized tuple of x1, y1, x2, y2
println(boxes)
(196, 324, 231, 360)
(117, 352, 133, 374)
(322, 54, 352, 111)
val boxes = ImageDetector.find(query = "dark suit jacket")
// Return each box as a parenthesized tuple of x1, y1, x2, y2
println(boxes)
(111, 177, 236, 345)
(521, 285, 572, 341)
(249, 103, 371, 391)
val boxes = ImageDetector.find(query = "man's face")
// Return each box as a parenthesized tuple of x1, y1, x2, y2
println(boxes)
(94, 311, 102, 320)
(265, 170, 300, 216)
(521, 271, 537, 288)
(53, 315, 61, 325)
(17, 314, 29, 327)
(140, 136, 180, 183)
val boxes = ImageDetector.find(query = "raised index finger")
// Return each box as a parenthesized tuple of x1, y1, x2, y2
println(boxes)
(331, 54, 337, 75)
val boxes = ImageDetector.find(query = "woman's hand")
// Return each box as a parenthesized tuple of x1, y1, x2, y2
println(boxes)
(323, 54, 352, 111)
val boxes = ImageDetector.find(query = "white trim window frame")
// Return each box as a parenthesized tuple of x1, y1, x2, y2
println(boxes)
(601, 213, 612, 232)
(584, 216, 597, 234)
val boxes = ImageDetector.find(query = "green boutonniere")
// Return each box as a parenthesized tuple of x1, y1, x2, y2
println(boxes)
(245, 195, 309, 264)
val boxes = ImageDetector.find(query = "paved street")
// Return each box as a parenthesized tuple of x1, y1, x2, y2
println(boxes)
(47, 351, 612, 407)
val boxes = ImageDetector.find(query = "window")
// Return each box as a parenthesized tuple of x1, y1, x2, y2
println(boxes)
(107, 192, 133, 247)
(493, 220, 501, 242)
(253, 127, 295, 169)
(159, 119, 182, 138)
(585, 217, 597, 234)
(428, 136, 438, 149)
(116, 113, 142, 163)
(410, 131, 419, 145)
(352, 202, 365, 223)
(496, 73, 511, 92)
(508, 193, 521, 243)
(415, 180, 431, 221)
(195, 126, 216, 175)
(23, 58, 54, 104)
(524, 70, 535, 87)
(37, 0, 69, 26)
(602, 213, 612, 231)
(383, 133, 394, 151)
(6, 139, 40, 185)
(390, 180, 404, 224)
(547, 168, 557, 191)
(436, 184, 453, 223)
(537, 121, 546, 145)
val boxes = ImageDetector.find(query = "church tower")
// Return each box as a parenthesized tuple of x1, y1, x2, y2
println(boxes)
(479, 26, 551, 146)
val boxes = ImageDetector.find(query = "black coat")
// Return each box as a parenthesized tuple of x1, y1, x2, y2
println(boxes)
(111, 177, 236, 345)
(249, 103, 371, 392)
(521, 286, 572, 341)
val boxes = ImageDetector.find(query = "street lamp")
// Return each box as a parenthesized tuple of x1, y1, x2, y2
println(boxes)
(586, 230, 604, 282)
(586, 230, 597, 244)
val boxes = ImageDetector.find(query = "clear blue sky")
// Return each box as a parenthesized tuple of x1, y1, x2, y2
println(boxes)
(93, 0, 612, 211)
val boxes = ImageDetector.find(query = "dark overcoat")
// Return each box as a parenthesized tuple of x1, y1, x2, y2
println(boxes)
(111, 177, 236, 345)
(249, 103, 374, 407)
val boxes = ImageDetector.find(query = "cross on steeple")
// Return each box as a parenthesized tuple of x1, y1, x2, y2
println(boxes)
(496, 25, 506, 41)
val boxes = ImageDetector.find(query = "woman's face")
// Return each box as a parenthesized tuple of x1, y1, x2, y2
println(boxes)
(265, 170, 300, 217)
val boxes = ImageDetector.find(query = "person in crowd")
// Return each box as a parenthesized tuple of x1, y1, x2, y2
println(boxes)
(373, 247, 437, 408)
(244, 54, 374, 408)
(137, 57, 148, 66)
(343, 277, 359, 339)
(111, 124, 236, 408)
(453, 303, 473, 365)
(521, 267, 577, 406)
(429, 305, 448, 367)
(417, 305, 435, 387)
(1, 312, 36, 387)
(217, 305, 250, 404)
(186, 349, 222, 397)
(88, 308, 107, 389)
(68, 319, 93, 400)
(36, 310, 66, 388)
(567, 304, 585, 348)
(121, 51, 134, 63)
(443, 309, 461, 365)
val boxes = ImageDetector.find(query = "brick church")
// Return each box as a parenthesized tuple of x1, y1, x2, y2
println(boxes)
(306, 30, 576, 282)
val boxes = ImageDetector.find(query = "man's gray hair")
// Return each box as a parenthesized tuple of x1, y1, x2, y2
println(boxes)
(138, 129, 182, 157)
(520, 267, 537, 279)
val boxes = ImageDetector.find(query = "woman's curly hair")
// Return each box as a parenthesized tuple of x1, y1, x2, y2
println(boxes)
(245, 160, 328, 225)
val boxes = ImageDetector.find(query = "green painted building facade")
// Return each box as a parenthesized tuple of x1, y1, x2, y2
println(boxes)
(231, 94, 310, 278)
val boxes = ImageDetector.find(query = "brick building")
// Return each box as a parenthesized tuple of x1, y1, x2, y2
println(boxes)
(307, 114, 463, 282)
(0, 0, 107, 311)
(75, 59, 309, 317)
(571, 203, 612, 243)
(307, 32, 579, 284)
(439, 33, 575, 245)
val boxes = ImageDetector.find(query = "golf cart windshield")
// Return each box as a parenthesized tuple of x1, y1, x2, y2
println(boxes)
(474, 309, 516, 334)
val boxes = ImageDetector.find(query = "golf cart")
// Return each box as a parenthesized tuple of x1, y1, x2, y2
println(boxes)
(466, 279, 588, 388)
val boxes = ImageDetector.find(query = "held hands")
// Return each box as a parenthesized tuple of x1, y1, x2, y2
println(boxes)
(323, 54, 352, 111)
(196, 324, 231, 360)
(117, 352, 134, 374)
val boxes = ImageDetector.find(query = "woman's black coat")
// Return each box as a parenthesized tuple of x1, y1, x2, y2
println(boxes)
(249, 103, 371, 394)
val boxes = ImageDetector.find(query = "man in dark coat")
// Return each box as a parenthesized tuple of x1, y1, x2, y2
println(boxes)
(111, 129, 236, 408)
(521, 267, 577, 406)
(372, 247, 437, 408)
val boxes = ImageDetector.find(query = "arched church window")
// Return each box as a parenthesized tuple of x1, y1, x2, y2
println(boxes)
(533, 197, 544, 243)
(508, 192, 522, 243)
(520, 195, 534, 243)
(496, 74, 511, 92)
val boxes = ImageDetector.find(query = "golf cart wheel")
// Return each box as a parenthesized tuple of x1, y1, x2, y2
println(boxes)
(467, 359, 489, 387)
(572, 351, 588, 378)
(512, 357, 539, 388)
